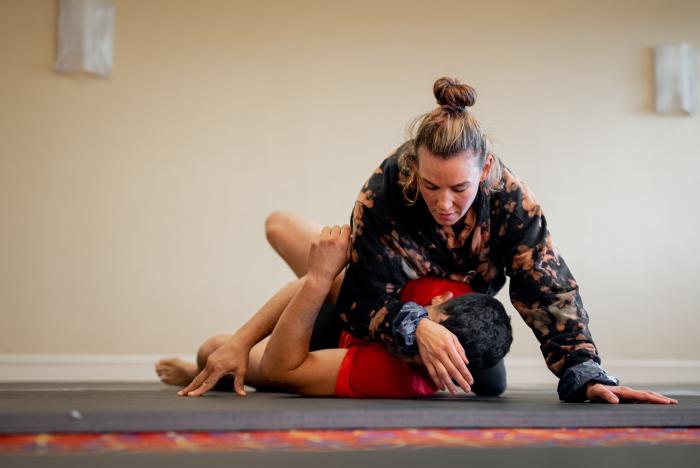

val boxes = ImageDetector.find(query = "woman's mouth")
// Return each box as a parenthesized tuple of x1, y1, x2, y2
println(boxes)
(437, 211, 456, 221)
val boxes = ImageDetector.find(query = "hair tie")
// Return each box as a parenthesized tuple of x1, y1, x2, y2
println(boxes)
(441, 104, 466, 114)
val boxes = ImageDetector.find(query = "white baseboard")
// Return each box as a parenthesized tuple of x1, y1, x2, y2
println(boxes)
(504, 358, 700, 386)
(0, 354, 183, 382)
(1, 355, 699, 386)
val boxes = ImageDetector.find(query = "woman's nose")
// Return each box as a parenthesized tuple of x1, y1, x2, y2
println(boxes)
(436, 193, 452, 210)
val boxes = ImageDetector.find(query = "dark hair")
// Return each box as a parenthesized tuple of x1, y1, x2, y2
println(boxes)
(439, 293, 512, 369)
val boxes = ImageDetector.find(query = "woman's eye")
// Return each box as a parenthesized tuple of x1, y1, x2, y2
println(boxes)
(453, 187, 467, 193)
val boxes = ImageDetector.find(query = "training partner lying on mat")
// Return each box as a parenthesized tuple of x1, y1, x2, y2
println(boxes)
(158, 224, 511, 397)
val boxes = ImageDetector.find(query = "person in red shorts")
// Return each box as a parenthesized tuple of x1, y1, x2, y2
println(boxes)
(159, 224, 512, 398)
(335, 276, 504, 398)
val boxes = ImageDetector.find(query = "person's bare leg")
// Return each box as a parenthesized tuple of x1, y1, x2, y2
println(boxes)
(328, 271, 345, 304)
(156, 359, 200, 386)
(243, 338, 271, 388)
(265, 211, 322, 278)
(156, 334, 272, 389)
(194, 335, 271, 388)
(265, 210, 345, 303)
(155, 359, 197, 385)
(159, 213, 339, 388)
(156, 334, 231, 386)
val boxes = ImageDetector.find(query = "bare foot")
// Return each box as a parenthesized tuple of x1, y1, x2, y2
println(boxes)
(155, 358, 198, 386)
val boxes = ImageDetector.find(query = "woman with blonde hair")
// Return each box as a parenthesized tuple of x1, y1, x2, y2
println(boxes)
(314, 77, 672, 403)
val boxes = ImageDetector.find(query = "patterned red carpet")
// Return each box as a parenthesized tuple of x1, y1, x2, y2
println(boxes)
(2, 428, 699, 455)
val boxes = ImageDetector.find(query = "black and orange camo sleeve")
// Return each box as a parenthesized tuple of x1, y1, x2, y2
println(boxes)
(493, 170, 619, 400)
(335, 154, 425, 355)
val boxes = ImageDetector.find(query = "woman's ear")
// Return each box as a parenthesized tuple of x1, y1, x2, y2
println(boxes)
(430, 291, 453, 306)
(480, 154, 493, 182)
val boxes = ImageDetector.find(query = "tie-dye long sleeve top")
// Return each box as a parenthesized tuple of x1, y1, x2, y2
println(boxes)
(336, 142, 618, 401)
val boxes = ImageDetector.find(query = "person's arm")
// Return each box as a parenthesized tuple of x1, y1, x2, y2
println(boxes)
(336, 146, 472, 394)
(493, 168, 612, 400)
(496, 168, 675, 404)
(259, 225, 351, 396)
(585, 382, 677, 404)
(179, 278, 305, 397)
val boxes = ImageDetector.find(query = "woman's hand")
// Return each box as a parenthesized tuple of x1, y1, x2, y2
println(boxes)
(178, 336, 251, 397)
(415, 318, 474, 395)
(307, 225, 351, 286)
(586, 383, 678, 404)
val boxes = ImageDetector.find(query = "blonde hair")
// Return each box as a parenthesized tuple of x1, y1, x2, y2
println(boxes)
(398, 77, 503, 204)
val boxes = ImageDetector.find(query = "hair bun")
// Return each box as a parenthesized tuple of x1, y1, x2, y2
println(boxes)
(433, 77, 477, 111)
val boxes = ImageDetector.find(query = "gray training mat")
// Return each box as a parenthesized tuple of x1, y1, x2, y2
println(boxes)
(1, 382, 698, 434)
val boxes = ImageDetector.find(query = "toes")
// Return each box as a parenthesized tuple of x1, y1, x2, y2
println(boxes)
(157, 358, 178, 367)
(156, 361, 171, 370)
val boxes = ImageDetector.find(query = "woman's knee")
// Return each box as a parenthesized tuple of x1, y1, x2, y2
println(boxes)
(196, 334, 230, 369)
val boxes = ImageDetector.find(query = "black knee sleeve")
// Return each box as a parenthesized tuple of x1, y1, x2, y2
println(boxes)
(469, 359, 507, 397)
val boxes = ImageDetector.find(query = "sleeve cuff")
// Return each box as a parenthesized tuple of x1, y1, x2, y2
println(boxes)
(557, 360, 620, 402)
(389, 302, 429, 356)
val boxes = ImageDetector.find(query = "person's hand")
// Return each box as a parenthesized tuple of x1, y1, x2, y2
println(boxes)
(178, 337, 250, 397)
(307, 225, 351, 286)
(415, 318, 473, 395)
(586, 383, 678, 404)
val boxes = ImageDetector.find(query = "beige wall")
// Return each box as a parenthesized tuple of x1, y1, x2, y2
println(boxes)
(1, 0, 698, 364)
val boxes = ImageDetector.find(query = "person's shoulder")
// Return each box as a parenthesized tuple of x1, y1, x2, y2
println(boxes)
(374, 140, 414, 181)
(488, 161, 543, 224)
(362, 140, 414, 205)
(490, 160, 519, 194)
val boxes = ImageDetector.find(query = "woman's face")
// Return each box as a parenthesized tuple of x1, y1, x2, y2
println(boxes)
(416, 146, 491, 227)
